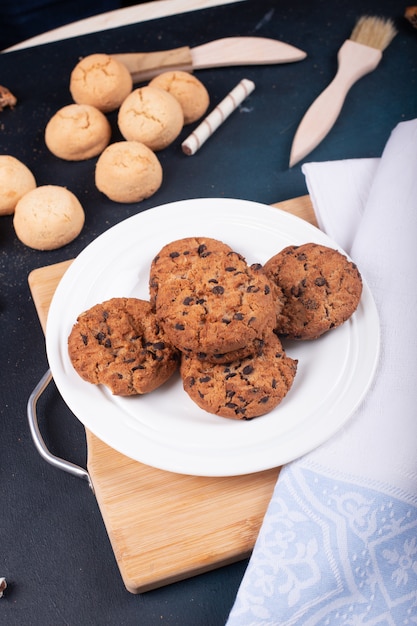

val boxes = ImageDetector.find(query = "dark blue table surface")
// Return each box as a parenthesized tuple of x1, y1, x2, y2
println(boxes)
(1, 1, 416, 624)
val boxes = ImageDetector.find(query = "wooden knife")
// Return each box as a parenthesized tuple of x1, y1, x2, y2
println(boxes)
(112, 36, 307, 83)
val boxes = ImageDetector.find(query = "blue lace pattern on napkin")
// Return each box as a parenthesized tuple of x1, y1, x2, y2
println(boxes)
(227, 466, 417, 625)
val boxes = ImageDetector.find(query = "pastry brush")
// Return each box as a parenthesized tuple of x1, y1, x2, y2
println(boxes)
(289, 16, 397, 167)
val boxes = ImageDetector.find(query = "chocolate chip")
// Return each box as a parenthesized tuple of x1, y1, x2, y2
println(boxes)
(199, 376, 211, 383)
(234, 313, 244, 320)
(104, 339, 112, 348)
(242, 365, 253, 375)
(175, 323, 185, 330)
(297, 253, 307, 261)
(225, 266, 236, 272)
(303, 298, 318, 310)
(264, 285, 271, 295)
(183, 297, 193, 305)
(81, 333, 88, 346)
(169, 251, 180, 258)
(225, 402, 238, 410)
(247, 285, 260, 293)
(272, 379, 277, 389)
(152, 342, 165, 350)
(198, 244, 210, 257)
(315, 277, 327, 286)
(208, 278, 218, 284)
(222, 318, 231, 325)
(259, 396, 269, 404)
(212, 285, 225, 295)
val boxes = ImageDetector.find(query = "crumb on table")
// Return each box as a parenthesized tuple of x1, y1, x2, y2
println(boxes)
(0, 86, 17, 111)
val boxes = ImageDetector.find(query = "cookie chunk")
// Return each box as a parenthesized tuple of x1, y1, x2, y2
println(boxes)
(118, 86, 184, 151)
(69, 53, 133, 113)
(180, 332, 297, 419)
(152, 238, 277, 359)
(263, 243, 363, 340)
(68, 298, 180, 396)
(45, 103, 112, 161)
(0, 155, 36, 215)
(95, 140, 163, 203)
(149, 70, 209, 124)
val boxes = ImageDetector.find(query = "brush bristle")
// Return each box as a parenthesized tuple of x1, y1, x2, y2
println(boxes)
(350, 15, 397, 50)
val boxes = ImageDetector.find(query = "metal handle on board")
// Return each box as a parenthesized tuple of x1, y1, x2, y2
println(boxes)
(27, 369, 94, 493)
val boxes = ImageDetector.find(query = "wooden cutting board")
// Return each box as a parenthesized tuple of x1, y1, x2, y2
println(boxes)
(28, 195, 317, 593)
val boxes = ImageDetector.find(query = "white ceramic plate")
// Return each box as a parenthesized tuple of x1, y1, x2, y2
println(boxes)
(46, 198, 380, 476)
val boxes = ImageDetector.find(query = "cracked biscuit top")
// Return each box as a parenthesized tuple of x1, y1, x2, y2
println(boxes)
(68, 297, 180, 396)
(149, 70, 210, 125)
(45, 103, 112, 161)
(117, 85, 184, 151)
(150, 237, 277, 359)
(69, 53, 133, 113)
(263, 243, 363, 340)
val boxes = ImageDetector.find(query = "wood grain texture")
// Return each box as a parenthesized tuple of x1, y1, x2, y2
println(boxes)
(28, 195, 316, 593)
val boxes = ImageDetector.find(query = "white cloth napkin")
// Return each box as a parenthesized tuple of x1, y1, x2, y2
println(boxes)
(226, 119, 417, 625)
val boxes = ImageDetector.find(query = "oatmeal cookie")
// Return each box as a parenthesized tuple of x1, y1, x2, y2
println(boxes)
(68, 298, 180, 395)
(263, 243, 363, 340)
(180, 332, 297, 419)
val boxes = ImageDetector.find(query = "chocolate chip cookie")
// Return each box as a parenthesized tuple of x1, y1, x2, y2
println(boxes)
(68, 297, 180, 395)
(180, 332, 298, 419)
(149, 236, 233, 308)
(263, 243, 363, 340)
(151, 237, 277, 360)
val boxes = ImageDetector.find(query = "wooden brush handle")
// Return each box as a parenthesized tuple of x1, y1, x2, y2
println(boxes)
(112, 47, 193, 83)
(290, 40, 382, 167)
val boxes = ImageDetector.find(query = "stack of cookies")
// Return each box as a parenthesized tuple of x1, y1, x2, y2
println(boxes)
(149, 236, 298, 420)
(68, 236, 362, 421)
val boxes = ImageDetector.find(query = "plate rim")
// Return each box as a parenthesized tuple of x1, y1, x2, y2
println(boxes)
(46, 197, 380, 476)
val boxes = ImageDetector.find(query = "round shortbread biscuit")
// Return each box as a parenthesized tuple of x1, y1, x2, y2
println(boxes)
(263, 243, 363, 340)
(180, 332, 297, 419)
(69, 53, 133, 113)
(95, 140, 163, 203)
(118, 86, 184, 151)
(45, 103, 112, 161)
(13, 185, 84, 250)
(0, 155, 36, 215)
(149, 71, 209, 124)
(68, 297, 180, 396)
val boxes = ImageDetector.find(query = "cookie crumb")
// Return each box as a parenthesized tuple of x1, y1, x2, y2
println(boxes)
(0, 85, 17, 111)
(0, 577, 7, 598)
